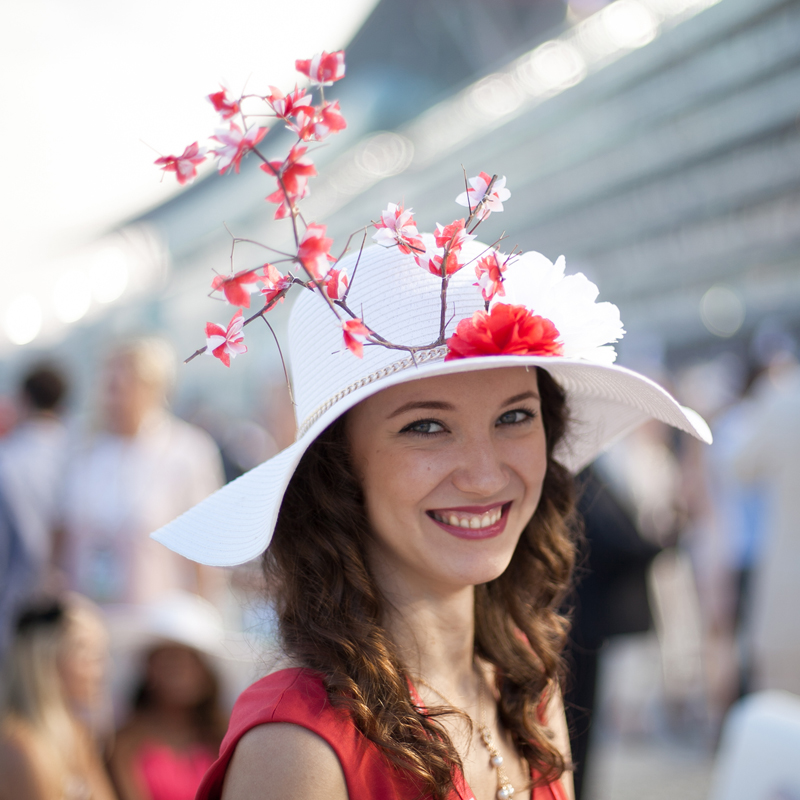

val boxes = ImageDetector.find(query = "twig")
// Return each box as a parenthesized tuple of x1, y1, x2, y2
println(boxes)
(262, 317, 295, 406)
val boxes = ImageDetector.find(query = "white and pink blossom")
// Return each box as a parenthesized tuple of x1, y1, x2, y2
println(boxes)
(154, 142, 207, 185)
(295, 51, 346, 86)
(455, 172, 511, 220)
(211, 123, 268, 174)
(372, 203, 424, 255)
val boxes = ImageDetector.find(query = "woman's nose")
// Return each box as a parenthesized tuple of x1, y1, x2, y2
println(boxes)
(450, 436, 509, 497)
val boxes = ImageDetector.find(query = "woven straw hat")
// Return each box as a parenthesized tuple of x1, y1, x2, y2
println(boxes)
(151, 242, 710, 566)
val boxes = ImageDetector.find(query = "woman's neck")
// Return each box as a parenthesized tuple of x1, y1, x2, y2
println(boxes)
(381, 581, 478, 696)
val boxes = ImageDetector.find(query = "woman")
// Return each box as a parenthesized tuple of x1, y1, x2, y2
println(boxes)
(109, 594, 229, 800)
(152, 241, 711, 800)
(0, 596, 116, 800)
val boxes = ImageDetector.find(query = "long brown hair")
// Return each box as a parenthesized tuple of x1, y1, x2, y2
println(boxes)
(263, 367, 577, 798)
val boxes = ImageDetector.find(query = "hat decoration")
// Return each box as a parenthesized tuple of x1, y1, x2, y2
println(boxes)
(154, 50, 625, 372)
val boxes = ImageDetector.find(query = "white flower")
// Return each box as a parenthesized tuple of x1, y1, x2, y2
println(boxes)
(494, 251, 625, 363)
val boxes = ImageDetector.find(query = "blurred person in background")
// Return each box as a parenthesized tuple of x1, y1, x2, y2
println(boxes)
(0, 594, 116, 800)
(61, 339, 225, 606)
(0, 365, 71, 655)
(732, 336, 800, 696)
(108, 593, 231, 800)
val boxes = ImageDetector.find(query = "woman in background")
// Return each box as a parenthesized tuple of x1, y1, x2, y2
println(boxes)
(0, 596, 116, 800)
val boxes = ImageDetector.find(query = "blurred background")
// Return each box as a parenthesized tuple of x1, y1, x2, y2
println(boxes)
(1, 0, 799, 798)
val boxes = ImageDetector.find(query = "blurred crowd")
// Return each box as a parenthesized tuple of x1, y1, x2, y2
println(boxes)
(0, 329, 798, 799)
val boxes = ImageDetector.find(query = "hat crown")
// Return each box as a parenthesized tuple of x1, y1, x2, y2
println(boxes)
(289, 243, 485, 433)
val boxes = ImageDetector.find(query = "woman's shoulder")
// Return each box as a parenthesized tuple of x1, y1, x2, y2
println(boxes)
(0, 720, 49, 800)
(199, 668, 422, 800)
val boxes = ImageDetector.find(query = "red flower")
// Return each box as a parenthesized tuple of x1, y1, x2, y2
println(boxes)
(323, 267, 348, 300)
(210, 123, 268, 174)
(260, 264, 292, 305)
(445, 304, 563, 361)
(266, 85, 313, 121)
(262, 143, 317, 219)
(342, 318, 370, 358)
(295, 51, 346, 86)
(207, 87, 240, 120)
(154, 142, 207, 185)
(205, 310, 247, 367)
(211, 268, 261, 308)
(297, 223, 334, 279)
(474, 251, 508, 303)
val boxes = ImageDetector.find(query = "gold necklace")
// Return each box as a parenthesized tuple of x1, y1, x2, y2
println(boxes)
(415, 673, 517, 800)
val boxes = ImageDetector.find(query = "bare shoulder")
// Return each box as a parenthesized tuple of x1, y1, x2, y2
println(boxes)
(0, 734, 47, 800)
(221, 723, 349, 800)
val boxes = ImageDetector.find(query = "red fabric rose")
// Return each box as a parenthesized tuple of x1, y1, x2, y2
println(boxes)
(445, 303, 563, 361)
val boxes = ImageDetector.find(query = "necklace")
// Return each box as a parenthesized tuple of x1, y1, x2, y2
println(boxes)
(415, 672, 517, 800)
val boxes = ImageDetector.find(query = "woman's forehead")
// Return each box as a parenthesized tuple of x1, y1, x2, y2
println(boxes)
(358, 366, 541, 415)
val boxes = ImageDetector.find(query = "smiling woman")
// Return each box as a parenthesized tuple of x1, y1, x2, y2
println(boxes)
(151, 240, 711, 800)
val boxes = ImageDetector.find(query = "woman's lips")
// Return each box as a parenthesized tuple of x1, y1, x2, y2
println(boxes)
(426, 502, 511, 540)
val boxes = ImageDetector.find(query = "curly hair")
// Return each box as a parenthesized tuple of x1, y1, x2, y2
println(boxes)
(263, 367, 577, 799)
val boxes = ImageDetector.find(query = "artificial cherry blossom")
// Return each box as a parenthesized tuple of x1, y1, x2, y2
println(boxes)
(260, 264, 293, 305)
(372, 203, 424, 254)
(445, 304, 563, 361)
(205, 309, 247, 367)
(474, 250, 510, 303)
(323, 267, 349, 300)
(294, 101, 347, 141)
(266, 85, 313, 122)
(207, 87, 240, 120)
(211, 268, 261, 308)
(154, 142, 207, 185)
(211, 123, 268, 174)
(341, 318, 370, 358)
(295, 51, 346, 86)
(263, 143, 317, 219)
(455, 172, 511, 220)
(297, 223, 334, 279)
(434, 219, 475, 255)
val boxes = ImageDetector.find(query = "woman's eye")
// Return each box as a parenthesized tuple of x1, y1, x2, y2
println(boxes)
(401, 419, 446, 435)
(497, 409, 534, 426)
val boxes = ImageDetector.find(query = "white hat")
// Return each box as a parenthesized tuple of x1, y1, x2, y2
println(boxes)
(151, 242, 711, 567)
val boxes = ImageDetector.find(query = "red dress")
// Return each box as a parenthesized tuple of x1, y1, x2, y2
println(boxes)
(196, 668, 568, 800)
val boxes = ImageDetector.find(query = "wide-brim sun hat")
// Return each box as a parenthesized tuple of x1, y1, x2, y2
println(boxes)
(151, 240, 711, 567)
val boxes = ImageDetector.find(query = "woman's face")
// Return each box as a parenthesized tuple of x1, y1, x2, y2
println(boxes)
(57, 611, 109, 708)
(145, 644, 213, 709)
(346, 367, 548, 596)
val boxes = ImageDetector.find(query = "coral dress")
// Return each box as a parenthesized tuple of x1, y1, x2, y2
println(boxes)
(195, 668, 567, 800)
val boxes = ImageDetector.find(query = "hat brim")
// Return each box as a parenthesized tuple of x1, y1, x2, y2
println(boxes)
(151, 355, 710, 567)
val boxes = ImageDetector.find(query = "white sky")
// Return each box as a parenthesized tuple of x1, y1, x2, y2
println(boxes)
(0, 0, 378, 297)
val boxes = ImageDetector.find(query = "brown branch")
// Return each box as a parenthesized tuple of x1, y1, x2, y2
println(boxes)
(261, 317, 295, 407)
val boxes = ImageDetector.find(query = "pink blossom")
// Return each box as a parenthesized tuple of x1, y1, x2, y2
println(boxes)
(205, 309, 247, 367)
(211, 268, 261, 308)
(455, 172, 511, 220)
(207, 87, 240, 120)
(297, 223, 334, 280)
(262, 143, 317, 219)
(342, 318, 370, 358)
(474, 250, 509, 302)
(210, 123, 268, 174)
(266, 85, 313, 122)
(295, 51, 346, 86)
(154, 142, 207, 185)
(323, 267, 349, 300)
(260, 264, 292, 305)
(372, 203, 425, 255)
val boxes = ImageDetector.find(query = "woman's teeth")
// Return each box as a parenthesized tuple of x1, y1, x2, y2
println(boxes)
(431, 507, 503, 529)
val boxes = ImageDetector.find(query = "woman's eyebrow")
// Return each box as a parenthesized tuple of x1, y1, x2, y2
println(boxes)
(387, 400, 455, 419)
(502, 390, 540, 406)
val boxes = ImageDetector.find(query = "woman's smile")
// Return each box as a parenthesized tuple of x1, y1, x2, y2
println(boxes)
(427, 501, 510, 538)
